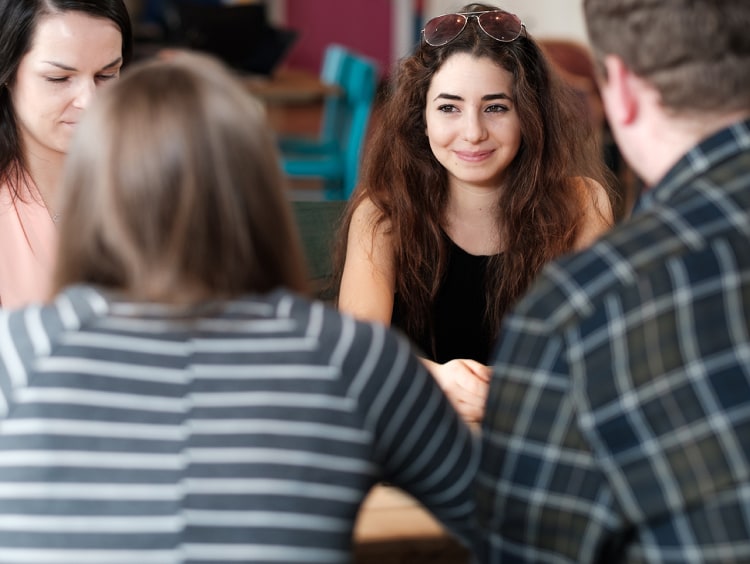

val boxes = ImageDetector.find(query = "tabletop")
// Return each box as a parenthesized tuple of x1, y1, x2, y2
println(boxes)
(354, 484, 470, 564)
(241, 67, 341, 104)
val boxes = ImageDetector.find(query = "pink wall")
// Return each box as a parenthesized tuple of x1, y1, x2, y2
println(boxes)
(283, 0, 392, 78)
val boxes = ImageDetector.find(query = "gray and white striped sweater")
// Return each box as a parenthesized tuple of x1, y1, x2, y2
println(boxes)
(0, 285, 478, 564)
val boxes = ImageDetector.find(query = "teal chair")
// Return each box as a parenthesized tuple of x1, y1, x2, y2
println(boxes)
(279, 44, 379, 201)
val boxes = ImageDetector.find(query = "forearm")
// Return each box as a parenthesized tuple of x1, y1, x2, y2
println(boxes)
(364, 335, 479, 545)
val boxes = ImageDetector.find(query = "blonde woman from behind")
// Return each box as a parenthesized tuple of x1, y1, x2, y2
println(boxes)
(0, 53, 478, 563)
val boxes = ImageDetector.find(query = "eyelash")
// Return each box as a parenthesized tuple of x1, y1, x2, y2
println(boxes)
(45, 73, 119, 84)
(436, 104, 509, 113)
(437, 104, 458, 113)
(487, 104, 509, 113)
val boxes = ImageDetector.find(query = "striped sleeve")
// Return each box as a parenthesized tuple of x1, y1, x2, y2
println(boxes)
(341, 318, 479, 545)
(0, 288, 478, 562)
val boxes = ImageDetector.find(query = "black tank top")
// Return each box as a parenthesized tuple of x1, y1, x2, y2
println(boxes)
(392, 232, 500, 364)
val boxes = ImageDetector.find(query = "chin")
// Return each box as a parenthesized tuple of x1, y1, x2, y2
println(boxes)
(56, 133, 75, 152)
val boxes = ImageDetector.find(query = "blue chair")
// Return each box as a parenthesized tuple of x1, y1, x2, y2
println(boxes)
(278, 44, 379, 200)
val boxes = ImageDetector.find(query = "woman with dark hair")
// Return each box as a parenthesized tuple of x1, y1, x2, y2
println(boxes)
(333, 3, 615, 423)
(0, 0, 132, 308)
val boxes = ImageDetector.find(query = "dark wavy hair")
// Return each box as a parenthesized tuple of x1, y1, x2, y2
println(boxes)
(331, 3, 615, 342)
(0, 0, 133, 202)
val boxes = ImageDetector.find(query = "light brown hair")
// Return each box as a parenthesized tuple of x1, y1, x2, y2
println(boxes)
(584, 0, 750, 114)
(55, 52, 309, 303)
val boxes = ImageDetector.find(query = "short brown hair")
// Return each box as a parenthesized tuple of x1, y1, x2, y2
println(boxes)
(55, 52, 309, 303)
(584, 0, 750, 114)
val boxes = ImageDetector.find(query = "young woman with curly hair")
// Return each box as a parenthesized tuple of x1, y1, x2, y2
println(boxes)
(332, 3, 616, 423)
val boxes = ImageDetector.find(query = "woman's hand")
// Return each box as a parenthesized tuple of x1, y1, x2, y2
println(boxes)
(422, 358, 492, 424)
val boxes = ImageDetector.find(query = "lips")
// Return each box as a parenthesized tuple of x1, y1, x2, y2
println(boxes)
(454, 150, 494, 162)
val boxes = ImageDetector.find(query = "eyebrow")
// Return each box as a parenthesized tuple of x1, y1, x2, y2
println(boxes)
(41, 56, 123, 72)
(433, 92, 513, 102)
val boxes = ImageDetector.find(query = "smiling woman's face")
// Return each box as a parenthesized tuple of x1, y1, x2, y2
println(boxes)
(425, 52, 522, 192)
(10, 10, 123, 161)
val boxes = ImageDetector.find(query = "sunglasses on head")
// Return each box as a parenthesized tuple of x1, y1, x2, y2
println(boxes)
(422, 10, 524, 47)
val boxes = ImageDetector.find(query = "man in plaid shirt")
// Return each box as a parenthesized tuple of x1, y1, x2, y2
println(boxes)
(476, 0, 750, 562)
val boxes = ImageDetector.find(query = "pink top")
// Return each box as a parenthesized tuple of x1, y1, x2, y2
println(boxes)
(0, 184, 57, 309)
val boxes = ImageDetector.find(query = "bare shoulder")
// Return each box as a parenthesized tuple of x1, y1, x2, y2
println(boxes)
(575, 177, 612, 216)
(350, 195, 379, 224)
(572, 176, 614, 250)
(349, 195, 391, 242)
(339, 195, 396, 323)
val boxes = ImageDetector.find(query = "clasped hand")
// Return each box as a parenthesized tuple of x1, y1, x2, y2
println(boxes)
(424, 358, 492, 424)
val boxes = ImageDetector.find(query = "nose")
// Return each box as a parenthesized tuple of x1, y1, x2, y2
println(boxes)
(462, 111, 488, 143)
(72, 78, 97, 109)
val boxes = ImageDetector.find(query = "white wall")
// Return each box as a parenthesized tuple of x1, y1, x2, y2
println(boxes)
(265, 0, 285, 25)
(393, 0, 418, 60)
(270, 0, 588, 67)
(424, 0, 588, 43)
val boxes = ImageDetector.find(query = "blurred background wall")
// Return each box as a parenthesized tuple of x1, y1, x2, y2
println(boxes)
(423, 0, 588, 45)
(273, 0, 587, 75)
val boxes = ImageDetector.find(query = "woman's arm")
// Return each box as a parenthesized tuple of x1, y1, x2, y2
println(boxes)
(360, 326, 479, 547)
(339, 198, 491, 424)
(338, 197, 396, 325)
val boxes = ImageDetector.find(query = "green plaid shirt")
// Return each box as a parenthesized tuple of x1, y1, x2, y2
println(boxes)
(477, 119, 750, 563)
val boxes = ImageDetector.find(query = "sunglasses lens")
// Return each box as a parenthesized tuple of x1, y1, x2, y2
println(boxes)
(477, 11, 523, 42)
(423, 14, 467, 46)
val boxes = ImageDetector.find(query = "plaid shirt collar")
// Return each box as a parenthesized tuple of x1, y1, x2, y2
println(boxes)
(635, 117, 750, 213)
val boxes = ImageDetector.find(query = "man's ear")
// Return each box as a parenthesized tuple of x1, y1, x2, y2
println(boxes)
(600, 54, 638, 126)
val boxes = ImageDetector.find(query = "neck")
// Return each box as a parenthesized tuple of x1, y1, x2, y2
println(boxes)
(447, 180, 501, 218)
(637, 108, 750, 187)
(444, 181, 502, 254)
(23, 146, 66, 210)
